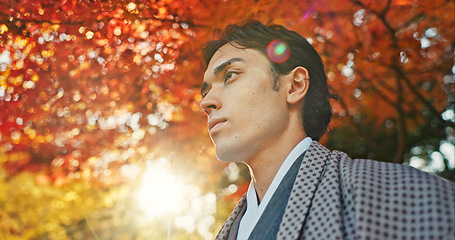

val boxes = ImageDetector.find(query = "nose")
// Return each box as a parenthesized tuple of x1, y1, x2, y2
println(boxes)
(200, 91, 221, 116)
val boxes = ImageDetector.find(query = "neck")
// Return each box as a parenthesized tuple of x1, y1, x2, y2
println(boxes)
(247, 125, 306, 203)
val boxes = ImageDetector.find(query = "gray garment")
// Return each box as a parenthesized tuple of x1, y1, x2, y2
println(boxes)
(215, 141, 455, 240)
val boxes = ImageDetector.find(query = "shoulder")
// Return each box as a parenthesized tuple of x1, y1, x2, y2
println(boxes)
(333, 150, 454, 193)
(306, 141, 454, 194)
(306, 142, 454, 192)
(329, 150, 455, 239)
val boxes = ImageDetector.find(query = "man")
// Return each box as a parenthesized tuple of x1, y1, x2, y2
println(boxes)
(199, 20, 455, 240)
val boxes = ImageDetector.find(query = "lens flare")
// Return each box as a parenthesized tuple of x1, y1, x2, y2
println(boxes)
(300, 8, 314, 21)
(267, 40, 290, 63)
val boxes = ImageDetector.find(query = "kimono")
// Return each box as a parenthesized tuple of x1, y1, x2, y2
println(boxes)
(215, 141, 455, 240)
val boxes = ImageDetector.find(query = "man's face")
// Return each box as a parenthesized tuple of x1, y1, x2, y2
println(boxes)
(200, 44, 291, 163)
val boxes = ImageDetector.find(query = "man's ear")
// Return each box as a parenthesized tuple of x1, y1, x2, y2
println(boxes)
(286, 67, 310, 104)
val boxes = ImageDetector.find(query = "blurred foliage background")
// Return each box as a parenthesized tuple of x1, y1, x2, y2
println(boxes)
(0, 0, 454, 239)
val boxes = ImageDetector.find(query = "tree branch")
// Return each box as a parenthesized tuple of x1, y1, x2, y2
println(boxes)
(331, 88, 383, 154)
(391, 64, 448, 126)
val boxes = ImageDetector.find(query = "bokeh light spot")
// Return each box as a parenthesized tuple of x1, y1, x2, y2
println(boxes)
(126, 2, 137, 12)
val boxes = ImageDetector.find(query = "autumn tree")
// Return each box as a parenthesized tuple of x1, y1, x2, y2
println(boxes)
(0, 0, 453, 239)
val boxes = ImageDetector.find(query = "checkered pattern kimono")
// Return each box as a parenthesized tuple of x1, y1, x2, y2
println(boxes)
(215, 141, 455, 240)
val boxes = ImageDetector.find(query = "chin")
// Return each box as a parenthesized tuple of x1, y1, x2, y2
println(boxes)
(215, 152, 236, 163)
(215, 147, 238, 163)
(215, 145, 250, 163)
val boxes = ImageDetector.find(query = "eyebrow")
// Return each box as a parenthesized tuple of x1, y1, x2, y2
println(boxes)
(201, 57, 244, 96)
(213, 57, 243, 76)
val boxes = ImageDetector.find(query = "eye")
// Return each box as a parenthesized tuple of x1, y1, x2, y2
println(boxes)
(224, 71, 238, 83)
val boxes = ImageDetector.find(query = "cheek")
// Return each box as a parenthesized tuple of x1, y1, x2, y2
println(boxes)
(236, 87, 262, 111)
(239, 87, 250, 96)
(233, 88, 277, 127)
(238, 87, 257, 101)
(225, 87, 262, 130)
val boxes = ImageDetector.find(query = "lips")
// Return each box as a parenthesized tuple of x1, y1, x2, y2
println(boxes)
(208, 118, 226, 133)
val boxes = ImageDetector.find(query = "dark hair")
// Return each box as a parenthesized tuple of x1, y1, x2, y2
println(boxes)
(201, 20, 336, 141)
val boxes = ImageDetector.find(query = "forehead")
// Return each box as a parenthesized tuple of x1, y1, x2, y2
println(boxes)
(204, 44, 270, 78)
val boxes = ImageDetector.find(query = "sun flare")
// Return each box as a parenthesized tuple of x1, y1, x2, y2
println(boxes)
(138, 159, 186, 221)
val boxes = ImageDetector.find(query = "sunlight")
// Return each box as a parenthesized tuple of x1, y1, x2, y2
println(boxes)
(134, 157, 217, 239)
(138, 158, 186, 221)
